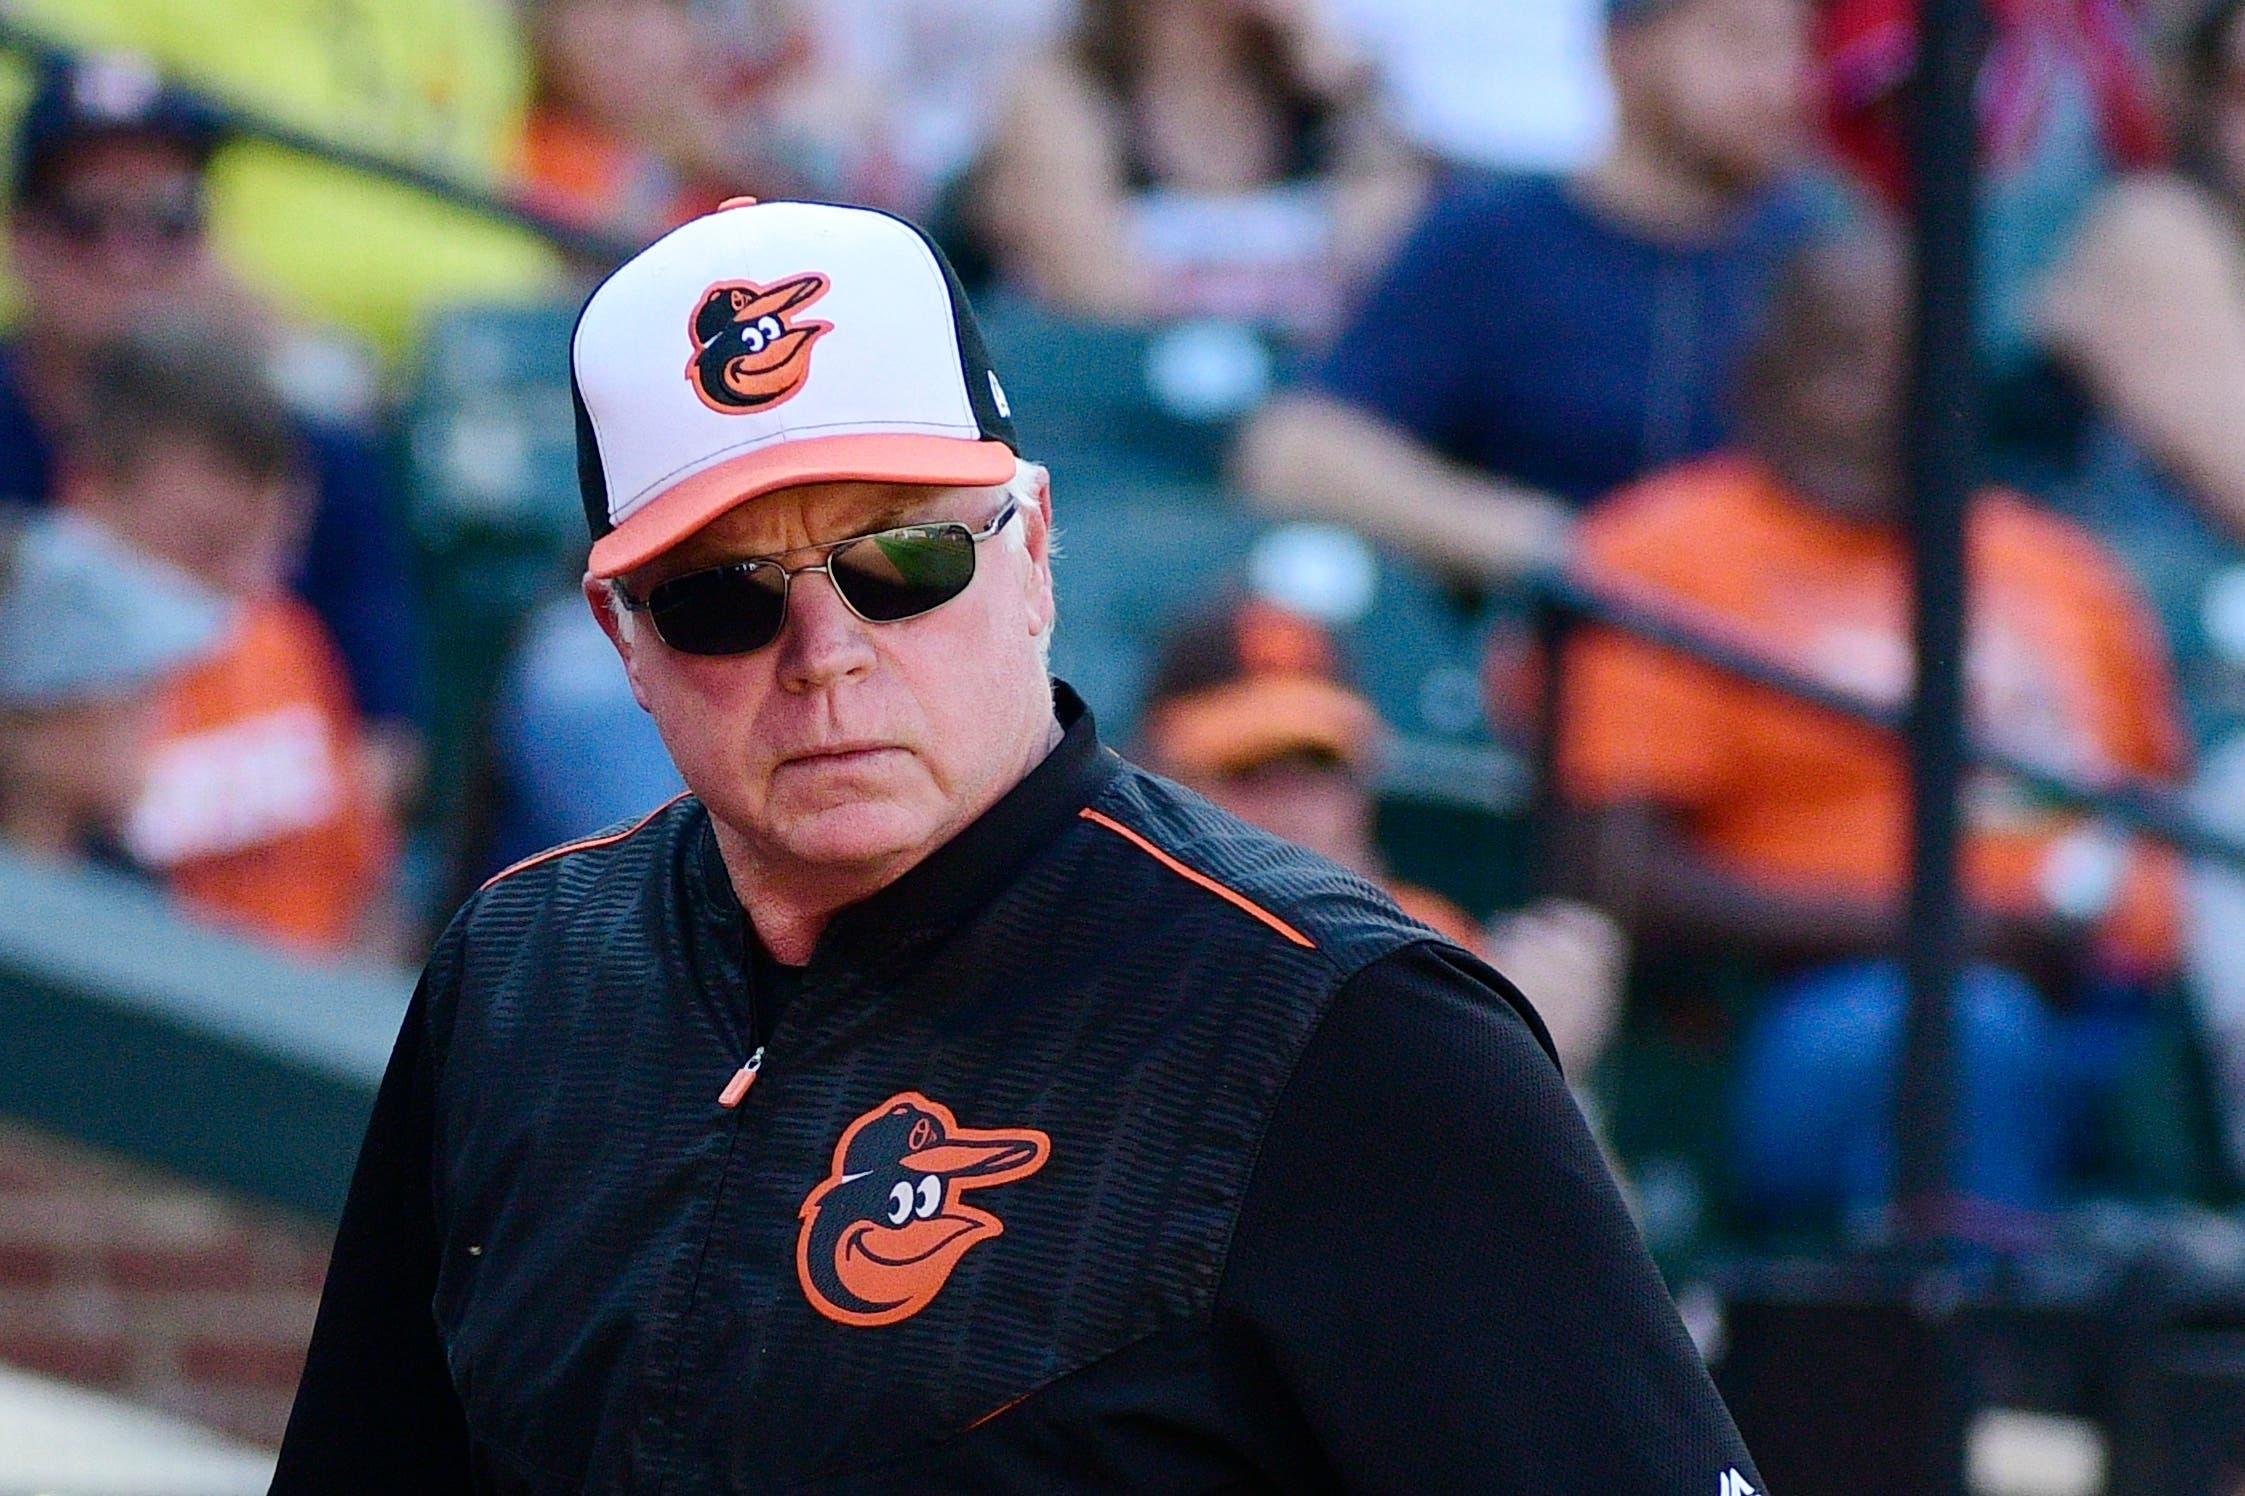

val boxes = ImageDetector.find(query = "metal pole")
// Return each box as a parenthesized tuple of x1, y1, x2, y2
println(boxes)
(1896, 0, 1986, 1250)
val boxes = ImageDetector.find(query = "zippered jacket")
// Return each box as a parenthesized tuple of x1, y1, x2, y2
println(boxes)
(276, 686, 1762, 1492)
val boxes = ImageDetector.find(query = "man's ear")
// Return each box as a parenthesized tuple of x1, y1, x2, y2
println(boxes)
(1017, 468, 1057, 640)
(583, 573, 657, 714)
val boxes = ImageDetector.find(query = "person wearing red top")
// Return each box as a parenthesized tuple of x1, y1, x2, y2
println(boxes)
(60, 317, 398, 959)
(1556, 226, 2189, 1231)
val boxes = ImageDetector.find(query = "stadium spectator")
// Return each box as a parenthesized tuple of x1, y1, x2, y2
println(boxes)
(761, 0, 1075, 218)
(60, 320, 400, 960)
(0, 53, 425, 736)
(968, 0, 1424, 333)
(1234, 0, 1823, 583)
(1323, 0, 1616, 171)
(0, 510, 224, 864)
(515, 0, 811, 246)
(1557, 230, 2190, 1230)
(10, 0, 560, 361)
(2154, 0, 2245, 1154)
(2035, 0, 2245, 720)
(1141, 596, 1627, 1075)
(1822, 0, 2166, 387)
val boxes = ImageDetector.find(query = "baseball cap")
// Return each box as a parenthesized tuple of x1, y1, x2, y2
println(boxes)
(13, 53, 223, 208)
(1142, 598, 1382, 778)
(572, 198, 1019, 579)
(0, 511, 228, 710)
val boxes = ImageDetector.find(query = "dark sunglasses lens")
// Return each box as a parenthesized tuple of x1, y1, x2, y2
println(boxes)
(648, 563, 789, 655)
(830, 525, 977, 622)
(48, 192, 204, 248)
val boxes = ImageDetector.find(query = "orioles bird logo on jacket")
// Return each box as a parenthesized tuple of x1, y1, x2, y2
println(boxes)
(687, 272, 832, 413)
(797, 1093, 1051, 1327)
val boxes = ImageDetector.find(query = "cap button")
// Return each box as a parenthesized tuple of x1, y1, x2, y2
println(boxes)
(717, 196, 759, 211)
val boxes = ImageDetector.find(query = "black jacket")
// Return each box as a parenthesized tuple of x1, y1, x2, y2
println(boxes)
(277, 688, 1760, 1492)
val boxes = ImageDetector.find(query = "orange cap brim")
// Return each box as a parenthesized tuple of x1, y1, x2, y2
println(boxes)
(587, 433, 1018, 579)
(1146, 676, 1382, 777)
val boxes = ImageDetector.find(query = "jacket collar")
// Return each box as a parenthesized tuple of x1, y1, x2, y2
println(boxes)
(692, 681, 1118, 969)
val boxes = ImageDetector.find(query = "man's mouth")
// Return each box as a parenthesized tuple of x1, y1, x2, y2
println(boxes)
(780, 743, 905, 769)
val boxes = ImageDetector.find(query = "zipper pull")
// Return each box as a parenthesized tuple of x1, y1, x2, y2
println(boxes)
(718, 1046, 764, 1109)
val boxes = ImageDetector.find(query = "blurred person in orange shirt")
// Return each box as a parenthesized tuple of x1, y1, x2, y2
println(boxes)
(1557, 226, 2190, 1231)
(58, 318, 399, 960)
(0, 510, 225, 864)
(1143, 596, 1628, 1076)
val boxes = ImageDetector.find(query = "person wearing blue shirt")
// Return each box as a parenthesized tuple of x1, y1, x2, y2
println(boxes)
(0, 54, 423, 729)
(1237, 0, 1824, 582)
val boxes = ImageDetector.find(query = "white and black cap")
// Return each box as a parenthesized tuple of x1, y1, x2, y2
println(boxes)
(573, 197, 1019, 579)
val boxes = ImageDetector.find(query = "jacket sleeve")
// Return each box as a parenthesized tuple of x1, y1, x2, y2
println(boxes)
(1219, 940, 1761, 1493)
(273, 966, 473, 1492)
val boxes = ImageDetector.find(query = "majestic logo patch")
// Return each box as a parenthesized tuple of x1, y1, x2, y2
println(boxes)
(796, 1092, 1050, 1328)
(686, 272, 832, 413)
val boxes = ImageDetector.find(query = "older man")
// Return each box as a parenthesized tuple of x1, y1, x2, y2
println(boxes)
(276, 199, 1758, 1492)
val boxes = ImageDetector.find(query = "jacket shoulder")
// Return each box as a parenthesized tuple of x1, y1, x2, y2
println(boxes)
(1080, 765, 1449, 980)
(458, 793, 701, 932)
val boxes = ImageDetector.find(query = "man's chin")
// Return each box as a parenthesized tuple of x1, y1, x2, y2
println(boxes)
(767, 802, 940, 872)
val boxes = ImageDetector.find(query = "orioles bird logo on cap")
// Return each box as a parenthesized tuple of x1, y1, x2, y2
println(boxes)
(687, 272, 832, 413)
(797, 1093, 1050, 1328)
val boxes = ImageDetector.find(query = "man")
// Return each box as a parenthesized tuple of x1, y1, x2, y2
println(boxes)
(278, 198, 1759, 1491)
(64, 317, 397, 958)
(1140, 595, 1627, 1075)
(1234, 0, 1820, 581)
(12, 0, 559, 360)
(1557, 228, 2188, 1227)
(0, 53, 424, 735)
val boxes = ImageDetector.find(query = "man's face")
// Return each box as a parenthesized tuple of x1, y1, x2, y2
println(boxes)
(70, 442, 303, 597)
(1615, 0, 1812, 194)
(1749, 246, 1911, 525)
(590, 476, 1058, 889)
(10, 135, 212, 352)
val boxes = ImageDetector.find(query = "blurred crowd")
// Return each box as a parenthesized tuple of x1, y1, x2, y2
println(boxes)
(12, 0, 2245, 1257)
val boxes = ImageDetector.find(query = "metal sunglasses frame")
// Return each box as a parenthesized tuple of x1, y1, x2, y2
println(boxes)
(610, 498, 1021, 654)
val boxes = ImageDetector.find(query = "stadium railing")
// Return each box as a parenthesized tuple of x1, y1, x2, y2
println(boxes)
(0, 848, 409, 1219)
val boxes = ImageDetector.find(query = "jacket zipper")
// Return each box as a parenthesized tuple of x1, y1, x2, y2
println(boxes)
(718, 1045, 764, 1108)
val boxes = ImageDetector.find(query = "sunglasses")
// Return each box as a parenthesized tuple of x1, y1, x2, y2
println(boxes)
(613, 499, 1019, 656)
(39, 186, 205, 250)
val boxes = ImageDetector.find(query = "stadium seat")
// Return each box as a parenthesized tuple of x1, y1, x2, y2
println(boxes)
(976, 294, 1299, 496)
(398, 300, 587, 902)
(1048, 485, 1264, 741)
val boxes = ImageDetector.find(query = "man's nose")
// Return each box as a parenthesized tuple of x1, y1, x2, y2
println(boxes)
(776, 569, 877, 692)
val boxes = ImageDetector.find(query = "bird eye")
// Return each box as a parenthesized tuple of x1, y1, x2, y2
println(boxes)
(886, 1181, 913, 1225)
(914, 1175, 941, 1218)
(739, 323, 769, 355)
(756, 314, 783, 344)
